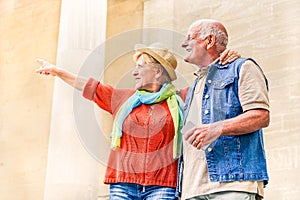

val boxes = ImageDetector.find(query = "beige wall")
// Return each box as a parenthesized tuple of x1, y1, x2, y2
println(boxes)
(2, 0, 300, 199)
(0, 0, 61, 199)
(143, 0, 300, 199)
(106, 0, 144, 38)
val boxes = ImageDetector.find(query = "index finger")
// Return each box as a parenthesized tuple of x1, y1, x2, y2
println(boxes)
(36, 58, 48, 65)
(184, 127, 196, 141)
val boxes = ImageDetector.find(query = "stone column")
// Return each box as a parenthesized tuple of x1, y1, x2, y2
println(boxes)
(44, 0, 109, 199)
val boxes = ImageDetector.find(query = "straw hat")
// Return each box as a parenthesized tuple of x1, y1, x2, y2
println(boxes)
(134, 43, 177, 81)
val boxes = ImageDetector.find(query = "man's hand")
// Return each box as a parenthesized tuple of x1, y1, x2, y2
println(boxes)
(183, 121, 223, 150)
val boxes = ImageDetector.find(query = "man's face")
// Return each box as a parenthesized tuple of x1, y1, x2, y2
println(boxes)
(181, 27, 210, 67)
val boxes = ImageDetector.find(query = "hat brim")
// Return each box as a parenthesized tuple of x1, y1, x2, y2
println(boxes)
(135, 48, 177, 81)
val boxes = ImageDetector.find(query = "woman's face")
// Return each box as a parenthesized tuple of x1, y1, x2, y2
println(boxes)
(132, 55, 159, 92)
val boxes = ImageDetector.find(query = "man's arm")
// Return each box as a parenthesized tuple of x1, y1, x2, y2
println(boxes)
(221, 109, 269, 135)
(184, 109, 269, 150)
(184, 60, 269, 150)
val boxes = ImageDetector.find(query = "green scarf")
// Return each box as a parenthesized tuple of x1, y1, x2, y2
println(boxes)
(111, 83, 183, 158)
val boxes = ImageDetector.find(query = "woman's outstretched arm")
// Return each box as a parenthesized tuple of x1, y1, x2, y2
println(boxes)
(35, 58, 87, 91)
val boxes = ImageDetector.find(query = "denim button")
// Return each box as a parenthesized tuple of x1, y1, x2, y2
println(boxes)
(207, 147, 212, 152)
(204, 94, 209, 99)
(204, 110, 209, 114)
(207, 80, 212, 84)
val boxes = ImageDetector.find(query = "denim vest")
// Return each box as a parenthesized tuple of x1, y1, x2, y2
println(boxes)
(175, 58, 269, 197)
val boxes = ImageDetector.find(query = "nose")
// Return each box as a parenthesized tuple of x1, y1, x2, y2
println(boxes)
(132, 66, 138, 76)
(181, 39, 188, 48)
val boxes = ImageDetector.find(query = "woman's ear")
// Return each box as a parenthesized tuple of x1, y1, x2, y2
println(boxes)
(155, 67, 163, 79)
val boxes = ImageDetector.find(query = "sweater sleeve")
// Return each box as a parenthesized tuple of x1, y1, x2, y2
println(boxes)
(82, 78, 114, 114)
(82, 78, 99, 100)
(82, 78, 135, 115)
(178, 87, 190, 102)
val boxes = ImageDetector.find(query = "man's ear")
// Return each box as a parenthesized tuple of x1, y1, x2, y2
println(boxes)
(207, 35, 216, 50)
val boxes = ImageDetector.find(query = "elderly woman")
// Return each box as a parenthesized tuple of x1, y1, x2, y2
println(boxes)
(36, 44, 239, 199)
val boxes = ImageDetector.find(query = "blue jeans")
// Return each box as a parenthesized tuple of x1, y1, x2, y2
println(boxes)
(109, 182, 178, 200)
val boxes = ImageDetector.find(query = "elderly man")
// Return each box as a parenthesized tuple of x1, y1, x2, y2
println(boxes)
(177, 19, 270, 200)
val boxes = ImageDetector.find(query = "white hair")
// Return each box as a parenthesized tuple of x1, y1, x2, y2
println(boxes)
(191, 19, 228, 53)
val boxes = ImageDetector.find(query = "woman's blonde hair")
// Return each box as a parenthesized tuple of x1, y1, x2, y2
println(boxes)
(133, 52, 172, 84)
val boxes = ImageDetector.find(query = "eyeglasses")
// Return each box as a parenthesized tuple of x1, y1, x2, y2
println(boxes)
(136, 62, 160, 70)
(184, 33, 198, 43)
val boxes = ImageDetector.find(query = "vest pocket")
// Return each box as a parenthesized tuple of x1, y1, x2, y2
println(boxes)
(212, 77, 235, 89)
(210, 77, 239, 121)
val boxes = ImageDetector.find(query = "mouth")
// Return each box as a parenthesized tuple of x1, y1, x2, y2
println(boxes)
(135, 77, 141, 83)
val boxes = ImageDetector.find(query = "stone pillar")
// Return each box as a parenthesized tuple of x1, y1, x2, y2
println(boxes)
(43, 0, 109, 199)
